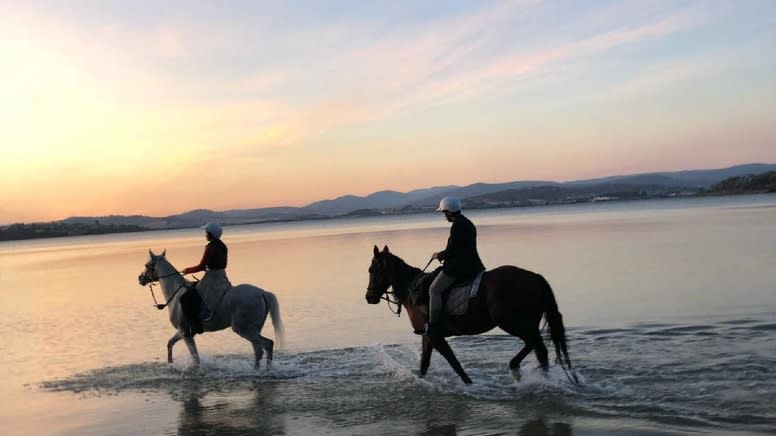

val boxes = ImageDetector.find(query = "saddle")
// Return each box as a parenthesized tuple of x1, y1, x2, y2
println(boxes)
(409, 267, 484, 315)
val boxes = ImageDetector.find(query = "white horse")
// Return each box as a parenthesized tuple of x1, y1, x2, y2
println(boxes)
(138, 250, 284, 369)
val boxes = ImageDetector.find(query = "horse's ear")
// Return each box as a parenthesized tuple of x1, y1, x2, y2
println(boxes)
(373, 245, 379, 257)
(161, 249, 167, 257)
(383, 245, 389, 253)
(149, 249, 155, 258)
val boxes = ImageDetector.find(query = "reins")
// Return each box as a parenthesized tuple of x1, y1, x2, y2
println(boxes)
(380, 292, 402, 317)
(381, 257, 434, 317)
(146, 271, 193, 310)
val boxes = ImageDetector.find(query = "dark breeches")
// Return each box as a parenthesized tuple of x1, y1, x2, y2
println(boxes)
(180, 288, 202, 335)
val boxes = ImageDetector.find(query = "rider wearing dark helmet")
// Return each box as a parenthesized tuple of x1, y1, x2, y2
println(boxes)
(422, 196, 485, 339)
(180, 222, 231, 336)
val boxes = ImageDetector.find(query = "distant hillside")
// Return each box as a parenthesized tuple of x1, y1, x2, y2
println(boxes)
(465, 182, 692, 207)
(410, 181, 558, 207)
(3, 163, 774, 240)
(305, 186, 456, 214)
(309, 163, 776, 213)
(0, 222, 146, 241)
(305, 191, 408, 214)
(707, 171, 776, 194)
(566, 163, 776, 188)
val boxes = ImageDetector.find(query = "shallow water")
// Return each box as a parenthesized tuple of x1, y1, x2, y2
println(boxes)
(1, 195, 775, 435)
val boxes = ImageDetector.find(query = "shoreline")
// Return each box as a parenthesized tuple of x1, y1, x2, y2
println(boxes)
(2, 191, 774, 242)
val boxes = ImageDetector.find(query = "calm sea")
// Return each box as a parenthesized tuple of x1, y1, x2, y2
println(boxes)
(0, 195, 774, 435)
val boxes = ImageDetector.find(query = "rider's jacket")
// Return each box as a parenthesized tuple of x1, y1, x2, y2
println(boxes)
(185, 238, 228, 273)
(437, 214, 485, 282)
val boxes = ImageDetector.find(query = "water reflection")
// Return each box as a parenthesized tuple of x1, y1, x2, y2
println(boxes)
(173, 379, 285, 435)
(519, 418, 573, 436)
(418, 423, 457, 436)
(8, 195, 776, 435)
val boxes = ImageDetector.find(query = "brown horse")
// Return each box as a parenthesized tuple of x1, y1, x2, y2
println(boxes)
(365, 245, 579, 385)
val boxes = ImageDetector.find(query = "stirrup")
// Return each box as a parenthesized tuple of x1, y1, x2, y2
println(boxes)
(201, 306, 214, 322)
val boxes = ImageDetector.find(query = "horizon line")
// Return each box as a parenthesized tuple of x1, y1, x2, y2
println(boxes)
(3, 161, 773, 225)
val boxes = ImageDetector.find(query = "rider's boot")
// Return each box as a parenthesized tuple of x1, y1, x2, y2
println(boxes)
(191, 318, 204, 335)
(419, 322, 443, 342)
(180, 289, 203, 336)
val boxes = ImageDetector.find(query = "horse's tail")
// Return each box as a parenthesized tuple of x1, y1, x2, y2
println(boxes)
(539, 275, 580, 384)
(262, 291, 285, 348)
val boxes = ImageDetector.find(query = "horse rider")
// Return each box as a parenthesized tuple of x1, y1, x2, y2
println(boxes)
(180, 222, 232, 336)
(422, 196, 485, 339)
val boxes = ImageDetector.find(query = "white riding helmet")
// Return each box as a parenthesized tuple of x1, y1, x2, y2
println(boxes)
(201, 222, 223, 239)
(436, 196, 462, 213)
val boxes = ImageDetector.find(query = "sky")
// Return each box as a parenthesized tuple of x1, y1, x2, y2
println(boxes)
(1, 0, 775, 224)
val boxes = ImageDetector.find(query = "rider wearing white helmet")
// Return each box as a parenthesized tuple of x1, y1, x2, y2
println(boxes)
(422, 196, 485, 338)
(180, 223, 231, 336)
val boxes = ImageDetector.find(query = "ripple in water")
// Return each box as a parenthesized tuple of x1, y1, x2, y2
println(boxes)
(41, 314, 776, 434)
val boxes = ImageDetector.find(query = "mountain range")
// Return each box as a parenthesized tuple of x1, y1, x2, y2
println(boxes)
(55, 163, 776, 230)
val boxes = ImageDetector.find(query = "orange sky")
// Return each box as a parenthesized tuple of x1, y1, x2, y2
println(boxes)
(1, 1, 775, 223)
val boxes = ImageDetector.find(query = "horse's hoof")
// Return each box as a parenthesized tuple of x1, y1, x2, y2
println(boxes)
(511, 368, 521, 382)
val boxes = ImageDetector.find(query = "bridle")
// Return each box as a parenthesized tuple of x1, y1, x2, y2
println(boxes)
(141, 260, 191, 310)
(369, 256, 434, 317)
(381, 287, 403, 317)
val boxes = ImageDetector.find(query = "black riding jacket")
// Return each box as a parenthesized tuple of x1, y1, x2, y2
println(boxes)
(437, 214, 485, 282)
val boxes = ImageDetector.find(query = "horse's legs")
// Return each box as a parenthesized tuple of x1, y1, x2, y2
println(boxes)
(500, 321, 546, 380)
(182, 336, 200, 367)
(233, 327, 270, 369)
(532, 331, 550, 372)
(433, 338, 473, 385)
(167, 331, 183, 364)
(259, 335, 274, 369)
(420, 335, 432, 377)
(509, 344, 534, 381)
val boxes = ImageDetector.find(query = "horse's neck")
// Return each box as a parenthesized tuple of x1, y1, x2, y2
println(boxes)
(389, 255, 421, 303)
(157, 260, 184, 300)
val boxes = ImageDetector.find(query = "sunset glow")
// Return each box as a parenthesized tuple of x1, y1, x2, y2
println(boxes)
(1, 1, 774, 223)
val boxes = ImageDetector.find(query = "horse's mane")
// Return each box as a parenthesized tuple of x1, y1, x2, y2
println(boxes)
(383, 252, 424, 299)
(385, 252, 421, 274)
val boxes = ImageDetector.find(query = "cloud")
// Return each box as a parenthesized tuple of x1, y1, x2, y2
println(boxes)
(4, 1, 771, 223)
(1, 1, 703, 152)
(303, 6, 703, 127)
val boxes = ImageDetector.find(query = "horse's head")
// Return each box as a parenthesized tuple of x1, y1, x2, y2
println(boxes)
(366, 245, 392, 304)
(138, 249, 167, 286)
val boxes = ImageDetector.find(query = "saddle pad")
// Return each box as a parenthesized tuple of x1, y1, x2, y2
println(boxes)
(197, 270, 232, 310)
(445, 271, 484, 316)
